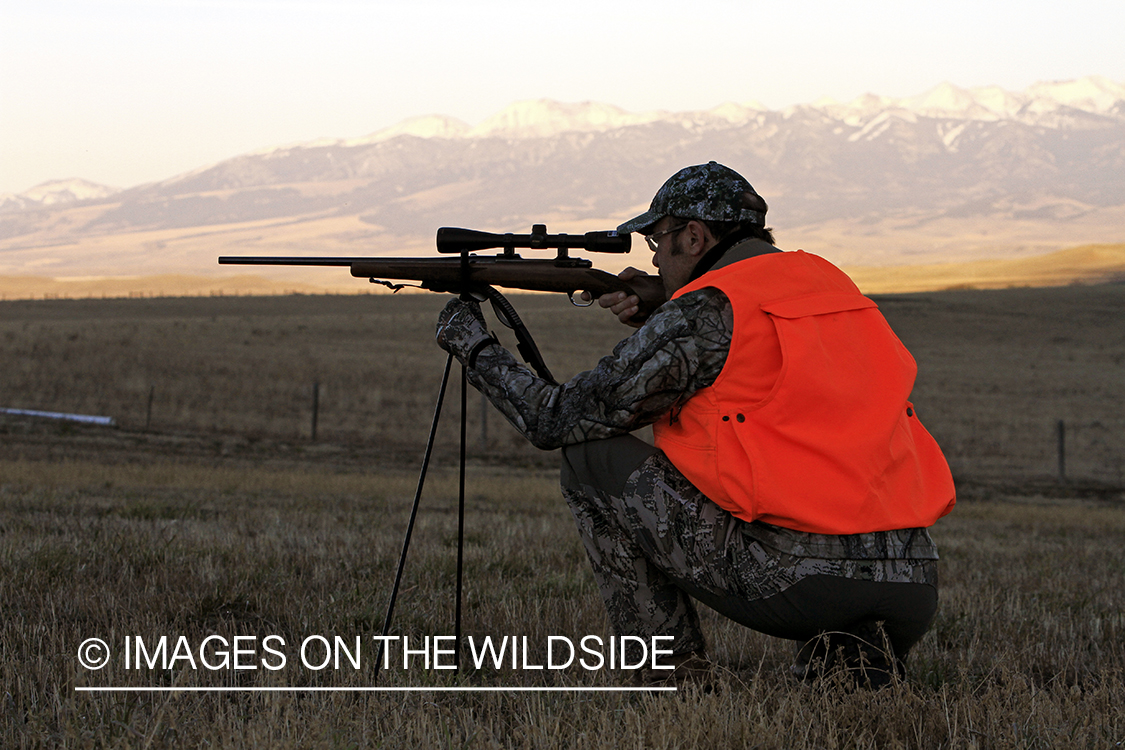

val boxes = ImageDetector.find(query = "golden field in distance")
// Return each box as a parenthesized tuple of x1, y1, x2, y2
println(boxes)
(1, 242, 1123, 300)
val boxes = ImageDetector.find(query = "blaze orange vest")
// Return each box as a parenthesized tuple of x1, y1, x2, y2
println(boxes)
(652, 250, 955, 534)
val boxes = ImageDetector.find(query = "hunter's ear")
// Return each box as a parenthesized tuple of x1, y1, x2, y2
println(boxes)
(685, 221, 711, 257)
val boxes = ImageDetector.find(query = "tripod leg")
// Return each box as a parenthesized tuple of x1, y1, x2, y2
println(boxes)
(455, 363, 467, 670)
(373, 351, 454, 682)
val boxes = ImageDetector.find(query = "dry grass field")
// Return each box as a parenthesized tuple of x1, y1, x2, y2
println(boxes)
(2, 284, 1123, 748)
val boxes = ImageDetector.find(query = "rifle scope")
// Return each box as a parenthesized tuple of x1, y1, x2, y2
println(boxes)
(436, 225, 631, 255)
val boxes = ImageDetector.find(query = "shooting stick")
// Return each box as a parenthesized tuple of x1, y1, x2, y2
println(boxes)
(372, 350, 470, 680)
(270, 229, 583, 680)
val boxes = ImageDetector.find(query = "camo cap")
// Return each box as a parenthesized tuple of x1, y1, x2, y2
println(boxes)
(617, 161, 768, 235)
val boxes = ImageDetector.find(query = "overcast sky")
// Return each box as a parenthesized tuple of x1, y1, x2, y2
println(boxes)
(2, 0, 1123, 195)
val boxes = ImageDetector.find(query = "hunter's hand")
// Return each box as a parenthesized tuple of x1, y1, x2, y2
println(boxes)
(581, 267, 666, 328)
(436, 298, 496, 366)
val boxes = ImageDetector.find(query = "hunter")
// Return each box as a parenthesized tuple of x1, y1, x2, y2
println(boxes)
(435, 161, 955, 686)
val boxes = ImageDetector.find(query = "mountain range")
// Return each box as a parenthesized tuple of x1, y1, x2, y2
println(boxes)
(1, 76, 1123, 289)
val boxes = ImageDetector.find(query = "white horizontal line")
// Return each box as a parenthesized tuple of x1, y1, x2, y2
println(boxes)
(75, 686, 676, 693)
(1, 407, 116, 426)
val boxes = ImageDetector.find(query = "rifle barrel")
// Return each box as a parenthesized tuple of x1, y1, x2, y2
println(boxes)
(218, 256, 371, 266)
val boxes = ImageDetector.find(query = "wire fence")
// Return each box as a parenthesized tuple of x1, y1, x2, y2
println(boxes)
(1, 291, 1121, 486)
(4, 381, 1122, 487)
(930, 416, 1123, 486)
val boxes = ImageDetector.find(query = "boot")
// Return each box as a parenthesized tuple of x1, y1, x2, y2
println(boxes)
(792, 621, 904, 689)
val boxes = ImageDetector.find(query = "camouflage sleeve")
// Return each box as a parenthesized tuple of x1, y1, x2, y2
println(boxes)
(467, 287, 733, 450)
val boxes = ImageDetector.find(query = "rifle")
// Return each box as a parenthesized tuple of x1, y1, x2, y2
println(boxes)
(219, 224, 664, 384)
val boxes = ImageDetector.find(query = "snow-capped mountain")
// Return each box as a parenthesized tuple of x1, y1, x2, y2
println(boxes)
(465, 100, 664, 138)
(818, 75, 1125, 126)
(345, 76, 1125, 143)
(0, 178, 120, 212)
(116, 75, 1125, 224)
(223, 75, 1123, 159)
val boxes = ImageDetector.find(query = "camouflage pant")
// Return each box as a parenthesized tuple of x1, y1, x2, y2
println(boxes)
(560, 435, 938, 659)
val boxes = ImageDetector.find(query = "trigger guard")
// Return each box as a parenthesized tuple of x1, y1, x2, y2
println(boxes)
(568, 291, 594, 308)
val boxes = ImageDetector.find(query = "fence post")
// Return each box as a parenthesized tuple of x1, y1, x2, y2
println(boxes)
(311, 381, 320, 441)
(145, 385, 155, 430)
(1057, 419, 1066, 482)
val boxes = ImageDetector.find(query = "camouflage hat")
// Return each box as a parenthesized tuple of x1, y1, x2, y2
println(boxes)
(617, 161, 768, 235)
